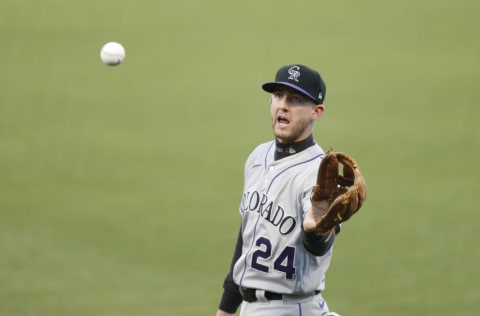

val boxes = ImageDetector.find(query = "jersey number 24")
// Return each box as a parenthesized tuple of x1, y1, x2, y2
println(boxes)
(251, 237, 296, 280)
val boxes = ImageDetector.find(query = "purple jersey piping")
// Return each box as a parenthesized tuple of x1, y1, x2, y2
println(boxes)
(266, 153, 324, 194)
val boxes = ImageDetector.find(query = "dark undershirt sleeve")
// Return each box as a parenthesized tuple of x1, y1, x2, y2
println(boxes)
(218, 225, 243, 313)
(302, 225, 341, 256)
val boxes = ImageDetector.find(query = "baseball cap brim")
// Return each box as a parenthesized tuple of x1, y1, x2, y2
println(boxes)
(262, 82, 320, 104)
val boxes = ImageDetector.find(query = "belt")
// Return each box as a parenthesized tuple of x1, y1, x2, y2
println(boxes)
(240, 287, 321, 303)
(240, 287, 282, 302)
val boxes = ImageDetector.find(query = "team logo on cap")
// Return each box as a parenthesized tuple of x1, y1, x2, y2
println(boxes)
(287, 66, 301, 82)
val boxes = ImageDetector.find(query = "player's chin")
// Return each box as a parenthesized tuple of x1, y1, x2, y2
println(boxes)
(273, 124, 285, 135)
(273, 129, 292, 143)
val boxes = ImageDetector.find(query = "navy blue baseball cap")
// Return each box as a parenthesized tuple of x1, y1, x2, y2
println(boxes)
(262, 64, 326, 104)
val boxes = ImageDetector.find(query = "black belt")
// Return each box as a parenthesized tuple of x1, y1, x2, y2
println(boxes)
(240, 287, 321, 303)
(240, 287, 282, 302)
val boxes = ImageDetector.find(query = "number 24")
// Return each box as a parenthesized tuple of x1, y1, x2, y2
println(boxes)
(251, 237, 296, 279)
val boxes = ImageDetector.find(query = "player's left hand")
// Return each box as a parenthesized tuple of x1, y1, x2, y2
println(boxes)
(304, 151, 367, 235)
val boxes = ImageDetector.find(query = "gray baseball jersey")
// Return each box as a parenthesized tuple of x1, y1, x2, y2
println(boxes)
(233, 140, 333, 295)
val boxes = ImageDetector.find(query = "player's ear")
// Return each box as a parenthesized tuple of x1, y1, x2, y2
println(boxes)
(312, 104, 325, 120)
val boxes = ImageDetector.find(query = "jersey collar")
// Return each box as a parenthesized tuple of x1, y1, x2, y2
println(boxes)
(274, 134, 315, 160)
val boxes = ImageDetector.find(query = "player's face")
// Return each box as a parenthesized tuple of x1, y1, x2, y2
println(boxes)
(270, 87, 324, 144)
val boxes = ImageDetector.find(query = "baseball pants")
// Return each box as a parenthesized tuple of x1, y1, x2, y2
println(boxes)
(239, 293, 330, 316)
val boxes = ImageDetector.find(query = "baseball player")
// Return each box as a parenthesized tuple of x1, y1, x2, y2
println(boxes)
(215, 64, 347, 316)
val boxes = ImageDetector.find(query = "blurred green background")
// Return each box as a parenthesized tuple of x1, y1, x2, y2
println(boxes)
(1, 0, 479, 315)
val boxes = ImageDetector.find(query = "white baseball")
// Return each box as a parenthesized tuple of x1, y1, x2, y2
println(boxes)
(100, 42, 125, 66)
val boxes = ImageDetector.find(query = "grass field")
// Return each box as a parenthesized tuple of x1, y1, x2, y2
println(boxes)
(1, 0, 479, 315)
